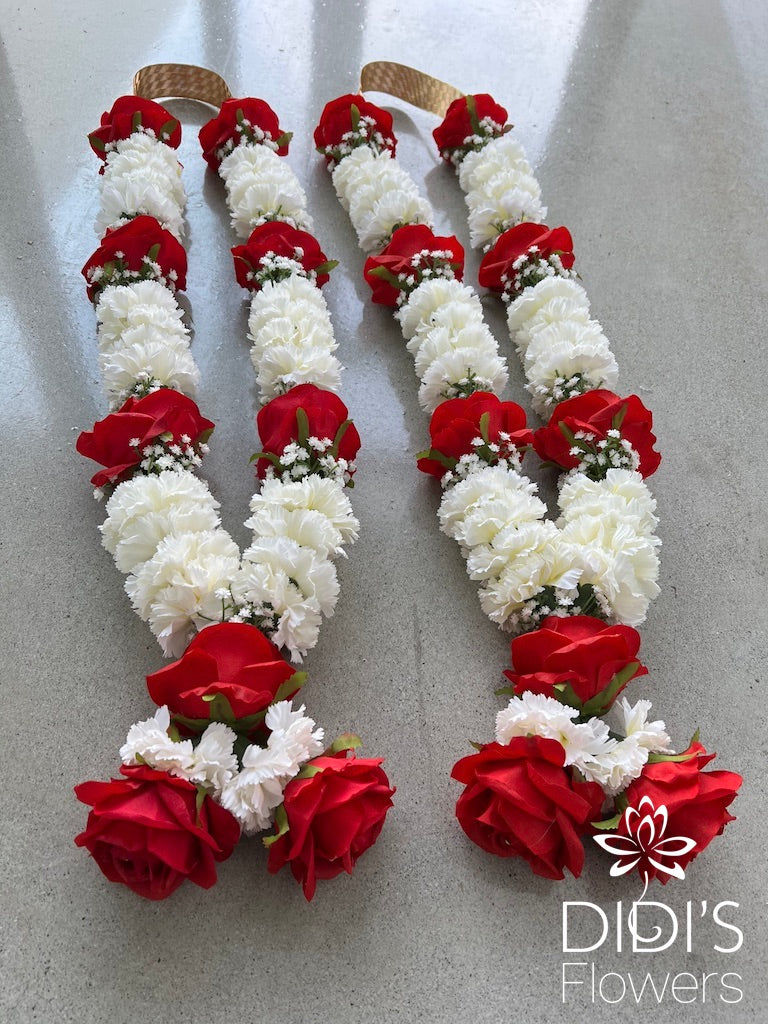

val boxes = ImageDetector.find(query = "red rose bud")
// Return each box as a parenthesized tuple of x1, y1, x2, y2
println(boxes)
(266, 749, 395, 900)
(533, 389, 661, 480)
(314, 93, 396, 166)
(478, 222, 575, 295)
(231, 222, 336, 291)
(417, 391, 532, 479)
(363, 224, 464, 306)
(82, 216, 188, 301)
(146, 622, 300, 732)
(504, 615, 647, 715)
(199, 97, 291, 172)
(76, 389, 214, 490)
(254, 383, 360, 483)
(612, 744, 742, 883)
(433, 93, 509, 164)
(75, 765, 240, 900)
(452, 736, 604, 879)
(89, 96, 181, 161)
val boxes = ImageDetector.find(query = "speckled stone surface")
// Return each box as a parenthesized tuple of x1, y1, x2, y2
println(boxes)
(1, 1, 765, 1020)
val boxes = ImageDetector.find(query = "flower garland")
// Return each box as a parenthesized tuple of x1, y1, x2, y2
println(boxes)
(74, 84, 393, 902)
(314, 88, 740, 883)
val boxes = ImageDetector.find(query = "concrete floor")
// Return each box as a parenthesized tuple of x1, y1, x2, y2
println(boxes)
(1, 0, 766, 1021)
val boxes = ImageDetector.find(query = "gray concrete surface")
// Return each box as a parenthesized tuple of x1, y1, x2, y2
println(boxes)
(1, 0, 765, 1021)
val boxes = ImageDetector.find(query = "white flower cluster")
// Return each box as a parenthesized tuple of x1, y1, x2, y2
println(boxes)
(229, 476, 358, 661)
(331, 146, 433, 252)
(96, 131, 186, 239)
(319, 113, 395, 168)
(120, 700, 324, 834)
(96, 281, 199, 407)
(458, 134, 547, 249)
(395, 277, 509, 413)
(437, 464, 659, 630)
(218, 144, 312, 239)
(247, 276, 342, 402)
(507, 277, 618, 416)
(495, 691, 671, 797)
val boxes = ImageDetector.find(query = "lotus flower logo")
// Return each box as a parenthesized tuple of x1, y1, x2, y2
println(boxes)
(594, 796, 697, 884)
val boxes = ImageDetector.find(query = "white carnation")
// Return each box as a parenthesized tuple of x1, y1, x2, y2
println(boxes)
(506, 277, 590, 336)
(579, 701, 671, 796)
(523, 318, 609, 373)
(120, 705, 194, 773)
(397, 279, 482, 340)
(96, 176, 185, 240)
(249, 310, 336, 362)
(412, 322, 500, 379)
(514, 295, 592, 356)
(526, 337, 619, 416)
(478, 539, 582, 626)
(438, 464, 539, 538)
(248, 276, 330, 337)
(125, 528, 240, 657)
(354, 189, 434, 253)
(190, 722, 240, 793)
(253, 341, 343, 402)
(418, 347, 508, 413)
(451, 490, 547, 551)
(99, 334, 199, 406)
(249, 477, 359, 546)
(331, 145, 378, 210)
(104, 133, 185, 207)
(96, 281, 185, 351)
(219, 144, 311, 237)
(405, 296, 486, 359)
(558, 470, 658, 537)
(466, 519, 560, 581)
(246, 505, 345, 560)
(495, 692, 615, 769)
(242, 537, 339, 616)
(459, 133, 533, 193)
(466, 180, 546, 249)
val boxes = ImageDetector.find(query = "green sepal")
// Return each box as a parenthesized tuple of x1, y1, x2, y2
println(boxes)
(550, 682, 584, 711)
(647, 748, 699, 765)
(494, 685, 514, 697)
(131, 110, 143, 133)
(273, 671, 307, 704)
(329, 419, 351, 459)
(249, 449, 281, 466)
(314, 259, 339, 277)
(166, 723, 182, 744)
(274, 130, 293, 149)
(465, 94, 480, 135)
(367, 265, 402, 287)
(350, 103, 361, 132)
(295, 406, 310, 447)
(262, 803, 289, 848)
(478, 411, 491, 445)
(612, 402, 628, 432)
(89, 133, 107, 153)
(591, 812, 623, 831)
(327, 733, 362, 755)
(146, 243, 161, 263)
(469, 741, 484, 752)
(202, 692, 237, 725)
(580, 662, 641, 718)
(198, 425, 215, 446)
(195, 786, 207, 827)
(159, 118, 179, 141)
(414, 448, 456, 470)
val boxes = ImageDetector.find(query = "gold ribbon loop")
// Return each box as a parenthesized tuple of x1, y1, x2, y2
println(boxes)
(359, 61, 463, 117)
(132, 63, 232, 108)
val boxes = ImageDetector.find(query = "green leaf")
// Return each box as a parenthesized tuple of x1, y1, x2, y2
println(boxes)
(414, 448, 456, 470)
(494, 685, 514, 697)
(327, 733, 362, 755)
(195, 786, 207, 826)
(89, 133, 106, 153)
(159, 118, 179, 141)
(350, 103, 361, 132)
(146, 243, 161, 263)
(612, 402, 628, 431)
(558, 421, 578, 445)
(202, 692, 237, 725)
(273, 671, 307, 704)
(314, 259, 338, 277)
(262, 803, 290, 848)
(478, 411, 491, 445)
(465, 94, 480, 135)
(131, 110, 143, 132)
(367, 265, 402, 287)
(249, 449, 280, 466)
(469, 741, 484, 752)
(235, 107, 246, 126)
(274, 130, 293, 149)
(329, 419, 351, 459)
(591, 812, 623, 831)
(647, 749, 698, 764)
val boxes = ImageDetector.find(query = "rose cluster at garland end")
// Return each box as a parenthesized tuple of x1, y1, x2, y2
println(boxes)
(433, 94, 510, 164)
(417, 391, 532, 479)
(533, 390, 661, 479)
(503, 615, 647, 714)
(75, 764, 240, 900)
(89, 96, 181, 160)
(232, 221, 337, 291)
(82, 216, 188, 301)
(146, 621, 301, 731)
(314, 93, 397, 166)
(76, 389, 214, 490)
(363, 224, 465, 306)
(452, 736, 604, 879)
(267, 749, 395, 900)
(199, 97, 291, 171)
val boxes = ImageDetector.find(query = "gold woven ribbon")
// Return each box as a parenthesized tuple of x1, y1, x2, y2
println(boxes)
(359, 61, 463, 117)
(133, 63, 232, 107)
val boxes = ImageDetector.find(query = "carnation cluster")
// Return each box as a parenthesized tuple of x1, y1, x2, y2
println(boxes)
(74, 86, 393, 903)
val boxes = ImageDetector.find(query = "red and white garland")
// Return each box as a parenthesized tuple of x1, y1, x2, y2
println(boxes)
(74, 92, 393, 902)
(314, 91, 740, 883)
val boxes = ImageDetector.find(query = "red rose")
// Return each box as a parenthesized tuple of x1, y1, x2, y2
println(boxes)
(231, 222, 335, 291)
(81, 215, 188, 301)
(314, 93, 396, 166)
(76, 389, 214, 489)
(363, 224, 464, 306)
(416, 391, 532, 478)
(503, 615, 647, 715)
(199, 97, 291, 172)
(433, 93, 509, 163)
(478, 222, 575, 294)
(533, 389, 661, 479)
(267, 751, 395, 900)
(75, 765, 240, 900)
(146, 622, 299, 731)
(613, 744, 742, 883)
(452, 736, 604, 879)
(254, 384, 360, 480)
(89, 96, 181, 161)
